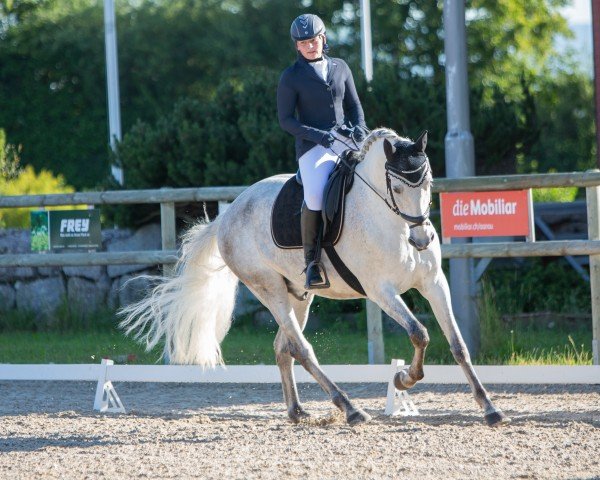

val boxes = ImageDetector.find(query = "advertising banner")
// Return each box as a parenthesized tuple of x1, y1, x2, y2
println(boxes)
(440, 190, 531, 240)
(48, 210, 101, 250)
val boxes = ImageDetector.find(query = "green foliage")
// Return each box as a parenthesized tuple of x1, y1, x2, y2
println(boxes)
(0, 0, 595, 191)
(0, 1, 110, 189)
(117, 68, 296, 190)
(480, 258, 590, 315)
(0, 127, 22, 180)
(0, 320, 591, 365)
(0, 330, 163, 364)
(532, 187, 578, 203)
(0, 0, 305, 189)
(477, 277, 592, 364)
(507, 335, 592, 365)
(0, 164, 75, 227)
(0, 298, 117, 332)
(524, 71, 596, 174)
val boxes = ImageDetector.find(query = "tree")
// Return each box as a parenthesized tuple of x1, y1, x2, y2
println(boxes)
(0, 0, 594, 190)
(117, 67, 295, 190)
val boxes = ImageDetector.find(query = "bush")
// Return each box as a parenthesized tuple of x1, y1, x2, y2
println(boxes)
(532, 187, 578, 203)
(0, 164, 77, 228)
(0, 128, 22, 180)
(116, 67, 296, 190)
(480, 258, 590, 315)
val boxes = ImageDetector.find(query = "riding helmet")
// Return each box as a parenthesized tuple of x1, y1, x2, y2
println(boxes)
(290, 14, 326, 41)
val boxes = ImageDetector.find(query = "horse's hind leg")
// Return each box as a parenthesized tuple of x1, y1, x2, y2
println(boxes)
(420, 275, 510, 427)
(372, 287, 430, 390)
(273, 288, 313, 423)
(244, 275, 370, 425)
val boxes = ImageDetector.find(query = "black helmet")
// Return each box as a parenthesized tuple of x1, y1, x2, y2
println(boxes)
(290, 14, 326, 42)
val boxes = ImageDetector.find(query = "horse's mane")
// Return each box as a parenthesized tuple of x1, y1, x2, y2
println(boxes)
(358, 128, 410, 162)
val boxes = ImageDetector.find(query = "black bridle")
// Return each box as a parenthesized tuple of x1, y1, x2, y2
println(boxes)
(384, 159, 432, 228)
(331, 131, 432, 229)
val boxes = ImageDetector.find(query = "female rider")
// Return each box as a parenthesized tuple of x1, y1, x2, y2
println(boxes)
(277, 13, 368, 290)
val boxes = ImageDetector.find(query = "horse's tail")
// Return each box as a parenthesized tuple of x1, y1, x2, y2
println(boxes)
(118, 217, 239, 367)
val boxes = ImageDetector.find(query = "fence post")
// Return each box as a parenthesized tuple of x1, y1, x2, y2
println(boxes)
(586, 176, 600, 365)
(160, 200, 176, 277)
(366, 299, 385, 364)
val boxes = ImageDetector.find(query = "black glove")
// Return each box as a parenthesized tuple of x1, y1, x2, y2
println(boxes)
(353, 125, 368, 143)
(320, 132, 335, 148)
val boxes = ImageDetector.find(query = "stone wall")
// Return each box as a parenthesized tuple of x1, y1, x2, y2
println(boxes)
(0, 224, 164, 319)
(0, 224, 267, 325)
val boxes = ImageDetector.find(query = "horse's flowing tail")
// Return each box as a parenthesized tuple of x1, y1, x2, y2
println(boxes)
(119, 217, 239, 367)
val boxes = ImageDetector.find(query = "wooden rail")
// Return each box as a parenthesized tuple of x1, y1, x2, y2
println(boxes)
(0, 250, 179, 267)
(1, 170, 598, 365)
(0, 186, 247, 208)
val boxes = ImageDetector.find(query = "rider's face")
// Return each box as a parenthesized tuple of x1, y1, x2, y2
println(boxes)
(296, 35, 324, 60)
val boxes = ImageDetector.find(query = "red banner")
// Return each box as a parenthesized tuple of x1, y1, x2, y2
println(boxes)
(440, 190, 531, 238)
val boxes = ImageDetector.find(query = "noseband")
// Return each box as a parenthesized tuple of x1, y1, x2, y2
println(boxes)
(384, 156, 431, 228)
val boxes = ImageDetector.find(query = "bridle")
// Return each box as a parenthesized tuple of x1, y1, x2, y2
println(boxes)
(333, 134, 432, 229)
(384, 157, 432, 228)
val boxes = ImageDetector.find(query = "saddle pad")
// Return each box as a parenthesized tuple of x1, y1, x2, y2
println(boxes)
(271, 176, 344, 249)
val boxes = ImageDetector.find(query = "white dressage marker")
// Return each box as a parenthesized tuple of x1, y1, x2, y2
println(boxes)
(93, 359, 126, 413)
(385, 359, 420, 416)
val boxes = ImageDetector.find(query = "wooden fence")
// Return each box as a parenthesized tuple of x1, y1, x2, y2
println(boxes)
(1, 172, 599, 365)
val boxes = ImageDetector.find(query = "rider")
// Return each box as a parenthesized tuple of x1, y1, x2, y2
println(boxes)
(277, 13, 368, 290)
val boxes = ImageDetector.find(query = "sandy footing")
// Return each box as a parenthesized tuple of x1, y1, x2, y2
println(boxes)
(1, 381, 599, 479)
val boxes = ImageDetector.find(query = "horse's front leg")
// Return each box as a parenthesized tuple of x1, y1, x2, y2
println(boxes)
(419, 274, 511, 427)
(372, 287, 430, 390)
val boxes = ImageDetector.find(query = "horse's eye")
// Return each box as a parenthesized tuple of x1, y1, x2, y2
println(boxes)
(393, 185, 403, 194)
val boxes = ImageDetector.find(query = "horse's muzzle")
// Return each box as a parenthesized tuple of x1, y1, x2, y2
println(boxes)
(408, 225, 435, 251)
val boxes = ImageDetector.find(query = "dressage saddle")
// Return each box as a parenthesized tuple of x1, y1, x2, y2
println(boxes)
(270, 151, 366, 296)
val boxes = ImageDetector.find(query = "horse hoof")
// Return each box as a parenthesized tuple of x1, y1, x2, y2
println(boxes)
(393, 370, 410, 391)
(347, 409, 371, 426)
(288, 406, 311, 424)
(485, 409, 511, 427)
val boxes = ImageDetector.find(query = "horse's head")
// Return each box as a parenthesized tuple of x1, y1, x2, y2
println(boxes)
(381, 130, 435, 251)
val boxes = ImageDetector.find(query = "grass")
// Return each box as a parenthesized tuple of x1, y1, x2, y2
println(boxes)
(507, 335, 592, 365)
(0, 283, 593, 365)
(0, 319, 592, 365)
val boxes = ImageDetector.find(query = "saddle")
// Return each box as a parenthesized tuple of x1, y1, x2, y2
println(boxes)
(271, 151, 366, 296)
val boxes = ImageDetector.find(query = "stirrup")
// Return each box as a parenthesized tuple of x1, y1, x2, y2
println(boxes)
(304, 260, 330, 290)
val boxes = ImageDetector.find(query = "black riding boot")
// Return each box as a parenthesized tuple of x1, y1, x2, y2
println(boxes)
(300, 204, 327, 289)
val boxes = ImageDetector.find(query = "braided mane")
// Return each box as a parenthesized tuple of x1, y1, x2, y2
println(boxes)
(358, 128, 410, 162)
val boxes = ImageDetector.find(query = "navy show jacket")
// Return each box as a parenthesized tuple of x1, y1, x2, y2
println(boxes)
(277, 54, 366, 160)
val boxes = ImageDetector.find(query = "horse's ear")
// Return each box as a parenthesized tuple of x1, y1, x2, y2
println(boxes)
(415, 130, 428, 152)
(383, 139, 395, 162)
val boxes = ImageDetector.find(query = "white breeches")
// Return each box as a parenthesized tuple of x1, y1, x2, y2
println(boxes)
(299, 132, 353, 211)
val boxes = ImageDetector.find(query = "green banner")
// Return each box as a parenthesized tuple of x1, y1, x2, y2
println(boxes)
(48, 210, 101, 250)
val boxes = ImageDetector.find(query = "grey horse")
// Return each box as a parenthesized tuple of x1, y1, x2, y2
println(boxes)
(120, 128, 510, 427)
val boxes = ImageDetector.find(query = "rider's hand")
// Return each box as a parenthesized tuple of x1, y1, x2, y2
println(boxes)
(353, 125, 367, 143)
(320, 133, 335, 148)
